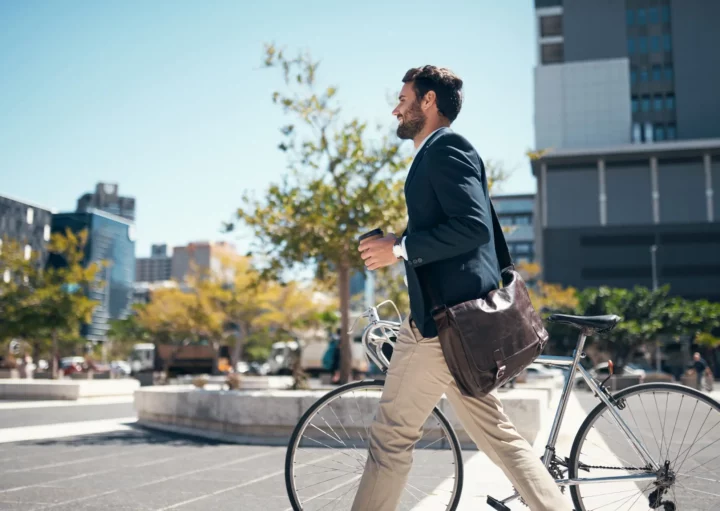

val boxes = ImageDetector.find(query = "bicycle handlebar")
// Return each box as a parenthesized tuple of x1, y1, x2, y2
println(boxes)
(350, 300, 403, 374)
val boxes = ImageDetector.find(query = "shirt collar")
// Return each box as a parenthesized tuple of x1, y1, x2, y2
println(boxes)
(413, 127, 449, 158)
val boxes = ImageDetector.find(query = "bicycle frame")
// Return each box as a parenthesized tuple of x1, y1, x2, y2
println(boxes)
(356, 305, 660, 503)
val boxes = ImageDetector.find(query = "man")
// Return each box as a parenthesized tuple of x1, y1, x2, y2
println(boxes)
(692, 352, 708, 390)
(354, 66, 571, 511)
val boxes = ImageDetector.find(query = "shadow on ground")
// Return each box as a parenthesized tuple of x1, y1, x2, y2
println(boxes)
(14, 425, 232, 448)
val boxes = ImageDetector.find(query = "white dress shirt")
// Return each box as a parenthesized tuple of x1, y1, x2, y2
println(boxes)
(397, 127, 448, 260)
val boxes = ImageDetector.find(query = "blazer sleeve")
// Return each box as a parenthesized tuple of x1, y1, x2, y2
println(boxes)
(403, 140, 492, 268)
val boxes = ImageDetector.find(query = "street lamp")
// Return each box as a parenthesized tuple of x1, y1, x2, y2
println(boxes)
(650, 244, 661, 371)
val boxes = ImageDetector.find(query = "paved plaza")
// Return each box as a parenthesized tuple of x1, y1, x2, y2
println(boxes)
(1, 387, 719, 510)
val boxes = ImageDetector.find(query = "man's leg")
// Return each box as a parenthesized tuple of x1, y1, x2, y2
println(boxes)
(445, 384, 572, 511)
(351, 318, 452, 511)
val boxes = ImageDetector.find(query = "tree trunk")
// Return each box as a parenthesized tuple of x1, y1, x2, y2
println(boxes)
(231, 323, 247, 369)
(338, 261, 352, 384)
(51, 329, 59, 379)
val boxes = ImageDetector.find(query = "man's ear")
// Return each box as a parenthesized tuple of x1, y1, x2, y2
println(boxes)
(422, 90, 437, 111)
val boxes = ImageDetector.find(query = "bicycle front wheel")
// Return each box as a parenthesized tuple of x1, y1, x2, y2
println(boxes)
(285, 379, 464, 511)
(569, 383, 720, 511)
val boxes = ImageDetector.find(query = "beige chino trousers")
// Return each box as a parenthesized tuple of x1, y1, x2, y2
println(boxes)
(351, 316, 571, 511)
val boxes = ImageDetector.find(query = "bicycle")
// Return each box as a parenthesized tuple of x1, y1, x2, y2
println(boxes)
(285, 301, 720, 510)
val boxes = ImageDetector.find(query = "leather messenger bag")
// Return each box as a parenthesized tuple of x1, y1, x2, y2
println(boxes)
(430, 201, 549, 398)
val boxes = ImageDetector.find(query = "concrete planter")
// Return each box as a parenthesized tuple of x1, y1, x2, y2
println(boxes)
(0, 379, 140, 400)
(134, 385, 549, 450)
(0, 369, 20, 379)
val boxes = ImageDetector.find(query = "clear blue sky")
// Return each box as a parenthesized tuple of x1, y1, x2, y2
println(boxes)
(0, 0, 538, 257)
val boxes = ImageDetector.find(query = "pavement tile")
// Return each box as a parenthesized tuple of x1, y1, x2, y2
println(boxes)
(170, 494, 292, 511)
(1, 485, 103, 505)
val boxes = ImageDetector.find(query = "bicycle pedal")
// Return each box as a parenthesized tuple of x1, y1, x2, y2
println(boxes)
(487, 496, 511, 511)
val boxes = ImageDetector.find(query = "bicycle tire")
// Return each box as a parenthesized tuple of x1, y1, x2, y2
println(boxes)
(568, 382, 720, 511)
(284, 379, 464, 511)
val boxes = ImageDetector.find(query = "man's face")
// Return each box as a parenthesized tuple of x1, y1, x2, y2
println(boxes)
(392, 82, 426, 140)
(694, 353, 700, 361)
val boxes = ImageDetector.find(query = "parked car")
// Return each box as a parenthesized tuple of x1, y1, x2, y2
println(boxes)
(59, 357, 85, 375)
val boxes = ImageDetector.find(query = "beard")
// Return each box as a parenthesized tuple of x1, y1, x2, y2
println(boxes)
(396, 101, 426, 140)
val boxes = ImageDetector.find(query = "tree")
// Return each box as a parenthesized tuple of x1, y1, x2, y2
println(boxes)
(0, 230, 105, 377)
(226, 44, 409, 383)
(577, 285, 668, 369)
(106, 306, 152, 359)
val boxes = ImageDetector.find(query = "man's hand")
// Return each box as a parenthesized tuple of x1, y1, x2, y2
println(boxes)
(359, 234, 400, 271)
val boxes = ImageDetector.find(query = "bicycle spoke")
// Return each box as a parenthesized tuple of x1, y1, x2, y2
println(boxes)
(573, 386, 720, 511)
(289, 381, 460, 510)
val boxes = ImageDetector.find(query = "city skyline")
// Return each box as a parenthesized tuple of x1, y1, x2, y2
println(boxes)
(0, 1, 538, 258)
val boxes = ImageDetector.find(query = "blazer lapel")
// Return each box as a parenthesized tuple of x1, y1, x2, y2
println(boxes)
(404, 128, 448, 192)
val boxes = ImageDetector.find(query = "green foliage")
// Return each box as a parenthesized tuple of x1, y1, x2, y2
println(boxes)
(226, 43, 411, 383)
(229, 44, 410, 283)
(0, 231, 104, 377)
(576, 285, 720, 367)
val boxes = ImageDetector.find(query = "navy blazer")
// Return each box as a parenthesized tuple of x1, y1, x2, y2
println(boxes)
(403, 128, 501, 338)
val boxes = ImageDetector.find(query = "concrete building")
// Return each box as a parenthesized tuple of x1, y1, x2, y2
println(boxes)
(135, 244, 172, 283)
(492, 194, 536, 265)
(77, 182, 136, 221)
(49, 209, 136, 342)
(0, 194, 54, 273)
(532, 1, 720, 302)
(534, 0, 720, 148)
(170, 241, 238, 283)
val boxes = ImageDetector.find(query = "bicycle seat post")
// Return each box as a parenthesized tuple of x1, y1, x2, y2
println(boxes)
(543, 329, 592, 468)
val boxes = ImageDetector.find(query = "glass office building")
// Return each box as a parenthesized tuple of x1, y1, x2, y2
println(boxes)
(49, 209, 136, 342)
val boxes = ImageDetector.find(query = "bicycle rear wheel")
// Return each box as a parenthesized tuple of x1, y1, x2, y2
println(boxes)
(569, 383, 720, 511)
(285, 379, 464, 510)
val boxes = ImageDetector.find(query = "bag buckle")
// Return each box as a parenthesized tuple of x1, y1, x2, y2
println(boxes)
(493, 349, 506, 380)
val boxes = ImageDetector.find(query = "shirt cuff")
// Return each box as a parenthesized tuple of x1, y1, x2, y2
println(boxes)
(401, 236, 408, 260)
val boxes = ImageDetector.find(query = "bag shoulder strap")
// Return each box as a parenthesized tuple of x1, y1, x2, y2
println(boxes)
(489, 200, 514, 272)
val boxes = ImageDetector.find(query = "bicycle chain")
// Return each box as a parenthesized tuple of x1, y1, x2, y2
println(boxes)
(579, 463, 652, 471)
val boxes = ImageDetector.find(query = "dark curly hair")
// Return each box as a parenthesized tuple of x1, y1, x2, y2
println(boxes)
(402, 66, 463, 122)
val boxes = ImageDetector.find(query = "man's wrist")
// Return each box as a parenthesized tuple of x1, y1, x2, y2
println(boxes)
(392, 236, 408, 260)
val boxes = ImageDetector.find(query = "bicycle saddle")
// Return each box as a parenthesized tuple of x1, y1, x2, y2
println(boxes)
(547, 314, 621, 333)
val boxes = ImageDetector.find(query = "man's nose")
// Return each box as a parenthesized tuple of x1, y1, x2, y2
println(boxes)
(392, 106, 400, 116)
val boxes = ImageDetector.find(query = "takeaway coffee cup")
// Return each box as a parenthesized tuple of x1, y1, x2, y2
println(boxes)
(358, 228, 384, 243)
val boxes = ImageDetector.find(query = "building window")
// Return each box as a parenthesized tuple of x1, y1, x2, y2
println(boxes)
(664, 65, 673, 81)
(632, 96, 639, 113)
(667, 123, 677, 139)
(24, 245, 32, 260)
(663, 34, 672, 51)
(630, 69, 637, 84)
(627, 9, 634, 26)
(627, 39, 635, 55)
(514, 243, 532, 254)
(541, 43, 564, 64)
(26, 208, 34, 224)
(637, 9, 646, 25)
(662, 6, 670, 23)
(638, 37, 648, 53)
(44, 224, 51, 242)
(653, 95, 664, 111)
(633, 123, 642, 143)
(641, 96, 651, 112)
(648, 7, 659, 24)
(666, 94, 675, 110)
(3, 269, 10, 284)
(655, 125, 666, 141)
(650, 36, 660, 53)
(540, 15, 562, 37)
(652, 65, 662, 81)
(640, 68, 649, 82)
